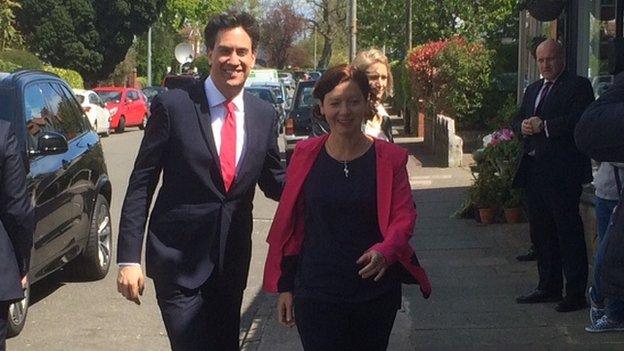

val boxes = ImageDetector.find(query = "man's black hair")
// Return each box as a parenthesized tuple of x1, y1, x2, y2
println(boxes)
(204, 10, 260, 52)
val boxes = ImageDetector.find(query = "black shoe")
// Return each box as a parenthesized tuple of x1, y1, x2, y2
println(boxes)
(516, 290, 562, 304)
(516, 247, 537, 262)
(555, 297, 588, 312)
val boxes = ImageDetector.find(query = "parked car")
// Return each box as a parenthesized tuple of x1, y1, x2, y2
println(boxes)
(142, 86, 167, 108)
(308, 71, 322, 80)
(245, 86, 285, 131)
(278, 72, 295, 89)
(93, 87, 149, 133)
(283, 79, 317, 163)
(0, 70, 113, 337)
(250, 81, 289, 120)
(73, 89, 111, 136)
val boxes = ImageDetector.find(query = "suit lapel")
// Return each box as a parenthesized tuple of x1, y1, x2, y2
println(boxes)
(189, 79, 226, 193)
(233, 93, 258, 187)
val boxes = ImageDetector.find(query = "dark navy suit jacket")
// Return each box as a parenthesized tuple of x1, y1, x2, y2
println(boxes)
(117, 78, 284, 290)
(0, 120, 34, 302)
(512, 70, 594, 188)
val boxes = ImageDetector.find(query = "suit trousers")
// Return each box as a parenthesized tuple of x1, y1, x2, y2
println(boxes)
(525, 160, 588, 298)
(0, 301, 8, 351)
(294, 292, 398, 351)
(154, 274, 244, 351)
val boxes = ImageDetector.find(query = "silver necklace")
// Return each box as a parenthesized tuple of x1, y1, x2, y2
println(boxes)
(343, 160, 349, 178)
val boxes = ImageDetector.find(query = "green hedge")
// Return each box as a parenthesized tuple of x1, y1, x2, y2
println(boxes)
(0, 49, 43, 70)
(0, 59, 21, 72)
(43, 66, 84, 89)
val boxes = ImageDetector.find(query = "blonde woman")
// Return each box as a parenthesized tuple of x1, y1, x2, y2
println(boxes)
(352, 48, 394, 142)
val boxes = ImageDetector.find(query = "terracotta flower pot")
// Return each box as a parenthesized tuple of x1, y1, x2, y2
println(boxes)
(504, 207, 523, 224)
(478, 207, 497, 224)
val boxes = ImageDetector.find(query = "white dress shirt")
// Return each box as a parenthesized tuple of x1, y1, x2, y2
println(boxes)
(204, 76, 246, 167)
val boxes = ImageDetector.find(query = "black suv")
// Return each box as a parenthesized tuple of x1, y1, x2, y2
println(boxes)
(0, 70, 112, 337)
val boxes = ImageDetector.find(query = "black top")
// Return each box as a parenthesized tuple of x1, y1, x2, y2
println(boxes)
(295, 144, 401, 304)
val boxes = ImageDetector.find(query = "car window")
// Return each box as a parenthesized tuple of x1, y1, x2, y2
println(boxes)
(40, 83, 87, 140)
(260, 90, 274, 103)
(75, 94, 85, 104)
(88, 93, 101, 105)
(24, 83, 57, 151)
(298, 86, 316, 108)
(97, 91, 122, 103)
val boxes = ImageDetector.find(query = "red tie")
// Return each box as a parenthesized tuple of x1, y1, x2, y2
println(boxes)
(220, 101, 236, 192)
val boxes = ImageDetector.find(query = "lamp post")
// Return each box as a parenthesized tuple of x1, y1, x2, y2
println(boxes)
(349, 0, 357, 61)
(147, 26, 152, 86)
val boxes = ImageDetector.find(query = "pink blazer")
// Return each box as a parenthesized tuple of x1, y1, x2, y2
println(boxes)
(263, 135, 431, 298)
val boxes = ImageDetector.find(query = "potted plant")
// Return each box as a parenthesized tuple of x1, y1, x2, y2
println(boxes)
(470, 164, 503, 224)
(503, 189, 524, 223)
(520, 0, 566, 22)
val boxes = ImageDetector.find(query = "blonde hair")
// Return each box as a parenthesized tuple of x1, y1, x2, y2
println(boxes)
(351, 48, 394, 98)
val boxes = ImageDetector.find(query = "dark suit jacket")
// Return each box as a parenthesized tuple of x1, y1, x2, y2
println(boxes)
(512, 70, 594, 188)
(117, 78, 285, 290)
(0, 120, 34, 302)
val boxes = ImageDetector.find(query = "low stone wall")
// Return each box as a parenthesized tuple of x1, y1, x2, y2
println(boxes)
(424, 113, 463, 167)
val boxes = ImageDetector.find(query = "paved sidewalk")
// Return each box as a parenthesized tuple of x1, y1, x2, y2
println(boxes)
(241, 137, 624, 350)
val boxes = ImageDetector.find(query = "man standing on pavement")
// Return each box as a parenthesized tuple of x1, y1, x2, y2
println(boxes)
(0, 120, 34, 350)
(513, 39, 594, 312)
(116, 10, 284, 350)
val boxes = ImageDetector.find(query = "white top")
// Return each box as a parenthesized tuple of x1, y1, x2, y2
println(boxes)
(364, 104, 389, 141)
(204, 76, 246, 167)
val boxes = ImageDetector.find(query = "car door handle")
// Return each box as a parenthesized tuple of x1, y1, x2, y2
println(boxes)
(62, 159, 71, 169)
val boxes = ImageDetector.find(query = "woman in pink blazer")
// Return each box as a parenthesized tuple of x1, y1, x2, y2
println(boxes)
(263, 65, 430, 351)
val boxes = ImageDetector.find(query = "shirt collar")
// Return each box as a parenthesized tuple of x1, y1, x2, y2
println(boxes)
(204, 76, 245, 112)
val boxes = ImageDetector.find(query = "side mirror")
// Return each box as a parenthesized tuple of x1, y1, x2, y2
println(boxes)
(276, 97, 284, 104)
(30, 132, 68, 157)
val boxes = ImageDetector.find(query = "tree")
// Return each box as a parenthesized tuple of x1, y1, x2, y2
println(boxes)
(0, 0, 22, 50)
(307, 0, 347, 69)
(259, 2, 305, 69)
(17, 0, 166, 86)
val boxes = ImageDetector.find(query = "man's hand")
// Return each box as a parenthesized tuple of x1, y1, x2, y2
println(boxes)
(528, 116, 544, 133)
(117, 266, 145, 305)
(521, 119, 534, 136)
(277, 292, 295, 328)
(357, 250, 388, 281)
(21, 275, 28, 289)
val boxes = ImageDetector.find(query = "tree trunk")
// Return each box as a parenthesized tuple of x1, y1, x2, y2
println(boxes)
(317, 36, 333, 69)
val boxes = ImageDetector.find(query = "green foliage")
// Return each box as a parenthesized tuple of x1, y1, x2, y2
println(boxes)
(192, 55, 210, 76)
(0, 48, 43, 69)
(407, 37, 492, 129)
(0, 0, 22, 50)
(137, 76, 148, 88)
(43, 65, 84, 88)
(0, 58, 19, 72)
(17, 0, 166, 85)
(390, 60, 413, 112)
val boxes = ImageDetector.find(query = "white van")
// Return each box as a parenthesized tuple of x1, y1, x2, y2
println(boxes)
(246, 68, 279, 86)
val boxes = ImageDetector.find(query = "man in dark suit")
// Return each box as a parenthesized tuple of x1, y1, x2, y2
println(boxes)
(513, 39, 594, 312)
(116, 11, 284, 350)
(0, 120, 34, 350)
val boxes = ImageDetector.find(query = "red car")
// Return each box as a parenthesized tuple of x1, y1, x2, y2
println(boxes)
(93, 87, 149, 133)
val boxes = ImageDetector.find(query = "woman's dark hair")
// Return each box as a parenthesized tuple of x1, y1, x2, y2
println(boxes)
(313, 64, 371, 103)
(204, 10, 260, 51)
(311, 64, 371, 121)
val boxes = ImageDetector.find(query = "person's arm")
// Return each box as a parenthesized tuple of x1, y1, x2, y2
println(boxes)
(511, 90, 530, 138)
(370, 150, 416, 264)
(258, 109, 285, 201)
(575, 74, 624, 162)
(116, 95, 170, 305)
(0, 124, 34, 278)
(543, 77, 595, 139)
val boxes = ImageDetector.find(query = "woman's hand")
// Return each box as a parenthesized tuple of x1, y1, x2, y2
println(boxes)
(357, 250, 388, 281)
(277, 292, 296, 328)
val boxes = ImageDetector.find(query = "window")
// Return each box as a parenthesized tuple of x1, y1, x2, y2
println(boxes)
(127, 90, 138, 101)
(40, 83, 87, 140)
(24, 83, 56, 151)
(89, 93, 102, 105)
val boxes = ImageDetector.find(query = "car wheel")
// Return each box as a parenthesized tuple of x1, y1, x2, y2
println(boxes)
(139, 114, 148, 130)
(68, 194, 112, 280)
(7, 280, 30, 338)
(115, 116, 126, 133)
